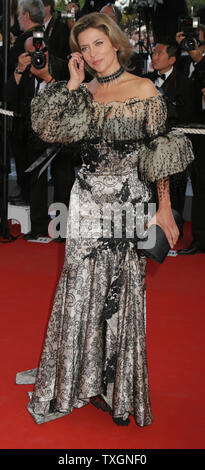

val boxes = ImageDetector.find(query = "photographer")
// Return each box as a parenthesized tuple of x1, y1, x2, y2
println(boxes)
(65, 2, 80, 32)
(176, 24, 205, 255)
(7, 0, 45, 204)
(9, 0, 45, 74)
(176, 25, 205, 119)
(5, 36, 76, 239)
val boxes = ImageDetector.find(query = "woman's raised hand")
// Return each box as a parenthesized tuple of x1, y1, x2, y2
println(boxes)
(67, 52, 85, 90)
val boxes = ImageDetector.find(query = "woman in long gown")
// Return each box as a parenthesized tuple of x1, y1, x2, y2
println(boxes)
(19, 13, 194, 426)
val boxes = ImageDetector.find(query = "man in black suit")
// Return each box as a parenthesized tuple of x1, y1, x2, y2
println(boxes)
(6, 36, 75, 239)
(175, 25, 205, 120)
(9, 0, 73, 205)
(8, 0, 45, 203)
(42, 0, 70, 60)
(175, 28, 205, 255)
(145, 38, 195, 125)
(10, 0, 71, 66)
(144, 38, 195, 215)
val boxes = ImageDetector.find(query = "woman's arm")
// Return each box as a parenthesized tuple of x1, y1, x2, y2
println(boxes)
(148, 177, 179, 248)
(31, 80, 92, 145)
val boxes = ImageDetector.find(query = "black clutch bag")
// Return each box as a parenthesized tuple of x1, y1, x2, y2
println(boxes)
(139, 209, 183, 264)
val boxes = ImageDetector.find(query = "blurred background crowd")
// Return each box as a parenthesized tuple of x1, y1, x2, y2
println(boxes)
(0, 0, 205, 253)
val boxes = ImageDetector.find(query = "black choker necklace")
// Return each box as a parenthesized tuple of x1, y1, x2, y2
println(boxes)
(96, 66, 124, 84)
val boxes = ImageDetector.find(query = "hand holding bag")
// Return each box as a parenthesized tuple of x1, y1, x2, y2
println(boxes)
(139, 209, 183, 264)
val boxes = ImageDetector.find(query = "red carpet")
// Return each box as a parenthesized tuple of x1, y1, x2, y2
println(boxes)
(0, 222, 204, 450)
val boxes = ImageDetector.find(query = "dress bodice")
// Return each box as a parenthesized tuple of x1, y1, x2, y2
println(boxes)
(31, 82, 194, 182)
(31, 82, 167, 144)
(83, 88, 167, 143)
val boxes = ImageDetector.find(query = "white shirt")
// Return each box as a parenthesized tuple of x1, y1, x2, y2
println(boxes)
(188, 52, 205, 76)
(154, 66, 174, 88)
(44, 16, 52, 32)
(34, 78, 47, 96)
(188, 60, 195, 78)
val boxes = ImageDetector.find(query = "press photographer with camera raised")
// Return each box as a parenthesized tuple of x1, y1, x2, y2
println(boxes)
(65, 2, 80, 31)
(7, 0, 45, 205)
(9, 0, 45, 75)
(5, 33, 76, 239)
(13, 32, 52, 85)
(176, 19, 205, 256)
(176, 23, 205, 116)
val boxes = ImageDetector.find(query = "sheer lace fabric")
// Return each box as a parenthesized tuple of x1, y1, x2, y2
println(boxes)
(23, 82, 194, 426)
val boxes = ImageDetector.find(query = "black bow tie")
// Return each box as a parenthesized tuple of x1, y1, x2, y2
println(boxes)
(157, 73, 166, 80)
(152, 70, 166, 81)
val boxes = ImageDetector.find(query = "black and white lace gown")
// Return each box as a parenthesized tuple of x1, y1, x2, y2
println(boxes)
(17, 82, 194, 426)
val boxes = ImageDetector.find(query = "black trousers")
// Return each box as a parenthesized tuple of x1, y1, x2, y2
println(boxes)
(9, 121, 30, 201)
(29, 147, 75, 235)
(189, 134, 205, 249)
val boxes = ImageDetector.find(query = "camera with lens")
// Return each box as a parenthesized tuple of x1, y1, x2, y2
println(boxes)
(178, 17, 200, 51)
(29, 31, 47, 69)
(55, 7, 76, 20)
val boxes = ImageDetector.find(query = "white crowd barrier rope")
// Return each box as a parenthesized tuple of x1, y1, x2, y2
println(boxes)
(0, 107, 14, 117)
(173, 127, 205, 134)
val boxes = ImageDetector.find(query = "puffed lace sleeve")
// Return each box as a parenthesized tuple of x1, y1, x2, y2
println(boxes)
(138, 93, 194, 182)
(31, 81, 92, 145)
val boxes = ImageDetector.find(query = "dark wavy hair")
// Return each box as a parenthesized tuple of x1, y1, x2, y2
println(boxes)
(157, 37, 181, 59)
(42, 0, 55, 14)
(69, 12, 134, 75)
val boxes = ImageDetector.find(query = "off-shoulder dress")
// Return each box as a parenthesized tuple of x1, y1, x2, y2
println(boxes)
(17, 82, 194, 426)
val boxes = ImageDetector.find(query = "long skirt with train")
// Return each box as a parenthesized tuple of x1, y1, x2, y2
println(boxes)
(18, 84, 194, 426)
(17, 167, 153, 427)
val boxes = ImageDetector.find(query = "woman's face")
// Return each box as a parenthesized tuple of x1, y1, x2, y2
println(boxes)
(77, 27, 119, 76)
